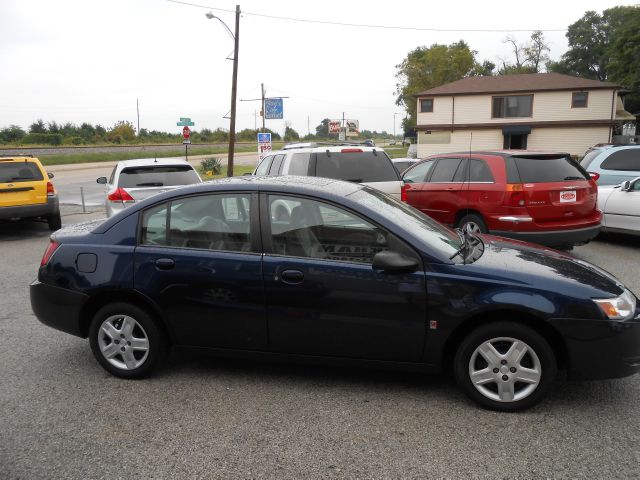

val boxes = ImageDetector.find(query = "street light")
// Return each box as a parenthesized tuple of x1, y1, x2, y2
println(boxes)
(206, 6, 240, 177)
(393, 112, 402, 140)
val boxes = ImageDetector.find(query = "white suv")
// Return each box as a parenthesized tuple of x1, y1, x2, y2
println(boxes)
(253, 143, 403, 199)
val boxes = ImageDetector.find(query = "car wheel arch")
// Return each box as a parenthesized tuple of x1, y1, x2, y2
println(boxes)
(441, 309, 568, 374)
(79, 290, 173, 344)
(454, 209, 485, 227)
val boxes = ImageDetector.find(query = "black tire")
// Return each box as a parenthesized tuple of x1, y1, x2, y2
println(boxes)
(454, 321, 557, 412)
(457, 213, 487, 234)
(47, 212, 62, 231)
(89, 302, 167, 379)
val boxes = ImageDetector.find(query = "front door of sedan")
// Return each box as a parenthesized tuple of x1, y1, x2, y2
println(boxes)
(261, 194, 427, 362)
(134, 192, 268, 350)
(603, 178, 640, 233)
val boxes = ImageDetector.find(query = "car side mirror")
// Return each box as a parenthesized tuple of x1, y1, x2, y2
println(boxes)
(621, 180, 631, 191)
(47, 172, 54, 179)
(96, 177, 108, 184)
(372, 250, 419, 273)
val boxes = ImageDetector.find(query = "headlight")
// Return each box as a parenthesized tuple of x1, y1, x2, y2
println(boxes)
(593, 289, 637, 320)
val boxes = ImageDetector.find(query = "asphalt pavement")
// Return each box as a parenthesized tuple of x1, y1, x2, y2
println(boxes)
(1, 207, 639, 478)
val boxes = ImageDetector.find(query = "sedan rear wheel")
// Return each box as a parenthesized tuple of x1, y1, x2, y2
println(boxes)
(89, 302, 166, 379)
(454, 322, 556, 411)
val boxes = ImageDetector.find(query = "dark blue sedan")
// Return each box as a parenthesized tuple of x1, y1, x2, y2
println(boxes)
(30, 177, 640, 411)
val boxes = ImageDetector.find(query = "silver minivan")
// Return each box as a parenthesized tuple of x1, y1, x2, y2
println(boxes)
(97, 158, 202, 217)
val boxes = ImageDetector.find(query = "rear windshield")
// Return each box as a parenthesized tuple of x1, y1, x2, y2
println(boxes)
(510, 156, 590, 183)
(0, 161, 44, 183)
(579, 150, 601, 169)
(315, 151, 400, 183)
(118, 165, 200, 188)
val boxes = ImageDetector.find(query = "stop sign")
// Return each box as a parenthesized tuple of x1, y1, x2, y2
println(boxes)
(182, 126, 190, 139)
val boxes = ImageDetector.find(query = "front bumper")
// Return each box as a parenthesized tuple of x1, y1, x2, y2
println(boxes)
(0, 195, 59, 220)
(30, 280, 88, 338)
(550, 315, 640, 380)
(492, 224, 601, 247)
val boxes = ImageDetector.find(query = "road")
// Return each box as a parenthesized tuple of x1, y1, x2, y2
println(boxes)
(48, 152, 259, 207)
(1, 206, 639, 478)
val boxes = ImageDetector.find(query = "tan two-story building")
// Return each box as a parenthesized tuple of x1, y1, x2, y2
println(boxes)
(415, 73, 634, 157)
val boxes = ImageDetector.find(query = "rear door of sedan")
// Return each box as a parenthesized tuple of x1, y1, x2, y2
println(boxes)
(260, 192, 427, 362)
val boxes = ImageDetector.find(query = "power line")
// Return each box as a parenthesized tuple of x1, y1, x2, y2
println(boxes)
(166, 0, 566, 33)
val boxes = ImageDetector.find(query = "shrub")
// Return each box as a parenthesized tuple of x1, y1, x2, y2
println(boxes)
(21, 133, 63, 145)
(200, 157, 223, 176)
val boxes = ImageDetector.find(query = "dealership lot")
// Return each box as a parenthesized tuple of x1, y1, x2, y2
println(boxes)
(1, 208, 639, 478)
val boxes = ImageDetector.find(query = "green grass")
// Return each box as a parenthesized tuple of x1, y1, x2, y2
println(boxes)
(386, 146, 410, 158)
(37, 143, 285, 166)
(200, 165, 255, 179)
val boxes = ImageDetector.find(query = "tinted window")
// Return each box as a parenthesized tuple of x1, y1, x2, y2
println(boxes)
(268, 195, 415, 264)
(254, 156, 272, 176)
(315, 151, 399, 182)
(0, 162, 44, 183)
(601, 150, 640, 171)
(393, 161, 414, 174)
(403, 161, 433, 183)
(268, 154, 285, 175)
(288, 153, 311, 175)
(580, 150, 602, 169)
(469, 159, 494, 182)
(513, 156, 590, 183)
(492, 95, 533, 118)
(429, 158, 462, 182)
(140, 193, 251, 252)
(118, 165, 199, 188)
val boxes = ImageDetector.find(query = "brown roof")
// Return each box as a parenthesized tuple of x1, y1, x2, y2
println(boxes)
(415, 73, 620, 97)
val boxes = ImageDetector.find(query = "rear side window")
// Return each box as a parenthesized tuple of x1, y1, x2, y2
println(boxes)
(315, 151, 399, 182)
(600, 150, 640, 171)
(0, 162, 44, 183)
(118, 165, 199, 188)
(288, 153, 311, 175)
(429, 158, 462, 182)
(512, 156, 590, 183)
(469, 159, 494, 182)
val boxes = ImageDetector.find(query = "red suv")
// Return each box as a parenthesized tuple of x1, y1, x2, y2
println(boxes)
(401, 151, 601, 247)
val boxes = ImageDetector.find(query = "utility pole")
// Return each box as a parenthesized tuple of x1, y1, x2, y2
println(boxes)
(226, 4, 240, 177)
(261, 83, 266, 132)
(307, 116, 310, 136)
(136, 98, 140, 135)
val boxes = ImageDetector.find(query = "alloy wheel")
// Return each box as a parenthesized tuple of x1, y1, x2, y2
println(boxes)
(97, 314, 150, 370)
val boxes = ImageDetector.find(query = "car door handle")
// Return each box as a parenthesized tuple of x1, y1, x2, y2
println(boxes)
(280, 269, 304, 285)
(446, 187, 456, 191)
(155, 258, 175, 270)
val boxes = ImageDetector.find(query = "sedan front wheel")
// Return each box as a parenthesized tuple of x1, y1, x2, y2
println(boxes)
(454, 322, 557, 412)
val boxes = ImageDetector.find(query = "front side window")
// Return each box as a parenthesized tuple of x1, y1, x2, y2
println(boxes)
(254, 156, 273, 176)
(268, 154, 286, 175)
(572, 91, 589, 108)
(492, 95, 533, 118)
(420, 98, 434, 113)
(140, 193, 252, 252)
(268, 195, 414, 264)
(403, 161, 433, 183)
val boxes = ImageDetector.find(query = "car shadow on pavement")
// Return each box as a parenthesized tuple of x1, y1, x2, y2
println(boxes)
(0, 218, 52, 240)
(592, 232, 639, 249)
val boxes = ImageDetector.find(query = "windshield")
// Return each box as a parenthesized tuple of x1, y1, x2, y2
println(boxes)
(0, 162, 44, 183)
(349, 186, 462, 260)
(118, 165, 200, 188)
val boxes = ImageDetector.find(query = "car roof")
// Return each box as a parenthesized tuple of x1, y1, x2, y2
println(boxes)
(278, 143, 384, 154)
(0, 156, 40, 162)
(425, 150, 570, 159)
(116, 158, 191, 168)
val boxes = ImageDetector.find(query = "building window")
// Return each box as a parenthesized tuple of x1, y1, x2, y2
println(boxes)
(420, 98, 434, 113)
(572, 91, 589, 108)
(492, 95, 533, 118)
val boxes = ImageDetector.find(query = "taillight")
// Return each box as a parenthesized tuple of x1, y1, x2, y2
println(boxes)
(46, 181, 56, 196)
(504, 184, 526, 207)
(401, 184, 408, 202)
(40, 239, 61, 267)
(589, 172, 600, 182)
(340, 148, 363, 153)
(107, 188, 135, 202)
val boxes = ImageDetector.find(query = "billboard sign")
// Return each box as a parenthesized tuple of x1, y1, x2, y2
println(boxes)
(264, 98, 284, 119)
(328, 120, 341, 134)
(346, 120, 360, 137)
(258, 132, 272, 161)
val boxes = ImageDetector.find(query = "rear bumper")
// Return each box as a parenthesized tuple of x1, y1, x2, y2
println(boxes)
(492, 224, 601, 246)
(550, 315, 640, 381)
(0, 195, 59, 220)
(30, 280, 88, 338)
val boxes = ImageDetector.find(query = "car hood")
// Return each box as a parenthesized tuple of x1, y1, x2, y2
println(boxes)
(464, 234, 625, 298)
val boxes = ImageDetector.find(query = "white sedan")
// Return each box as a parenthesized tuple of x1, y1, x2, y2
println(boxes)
(597, 177, 640, 236)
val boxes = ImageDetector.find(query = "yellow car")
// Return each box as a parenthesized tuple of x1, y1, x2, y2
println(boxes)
(0, 156, 61, 230)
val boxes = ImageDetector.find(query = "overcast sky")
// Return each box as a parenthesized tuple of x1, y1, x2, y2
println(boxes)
(0, 0, 635, 137)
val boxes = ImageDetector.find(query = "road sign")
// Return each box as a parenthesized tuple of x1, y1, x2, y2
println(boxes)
(176, 116, 195, 126)
(182, 126, 191, 139)
(264, 98, 284, 119)
(258, 132, 272, 161)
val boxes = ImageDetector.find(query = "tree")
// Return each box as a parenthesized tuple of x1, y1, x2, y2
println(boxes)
(107, 121, 136, 143)
(0, 125, 26, 143)
(315, 118, 331, 138)
(499, 30, 549, 74)
(29, 119, 47, 134)
(395, 41, 478, 132)
(283, 122, 300, 142)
